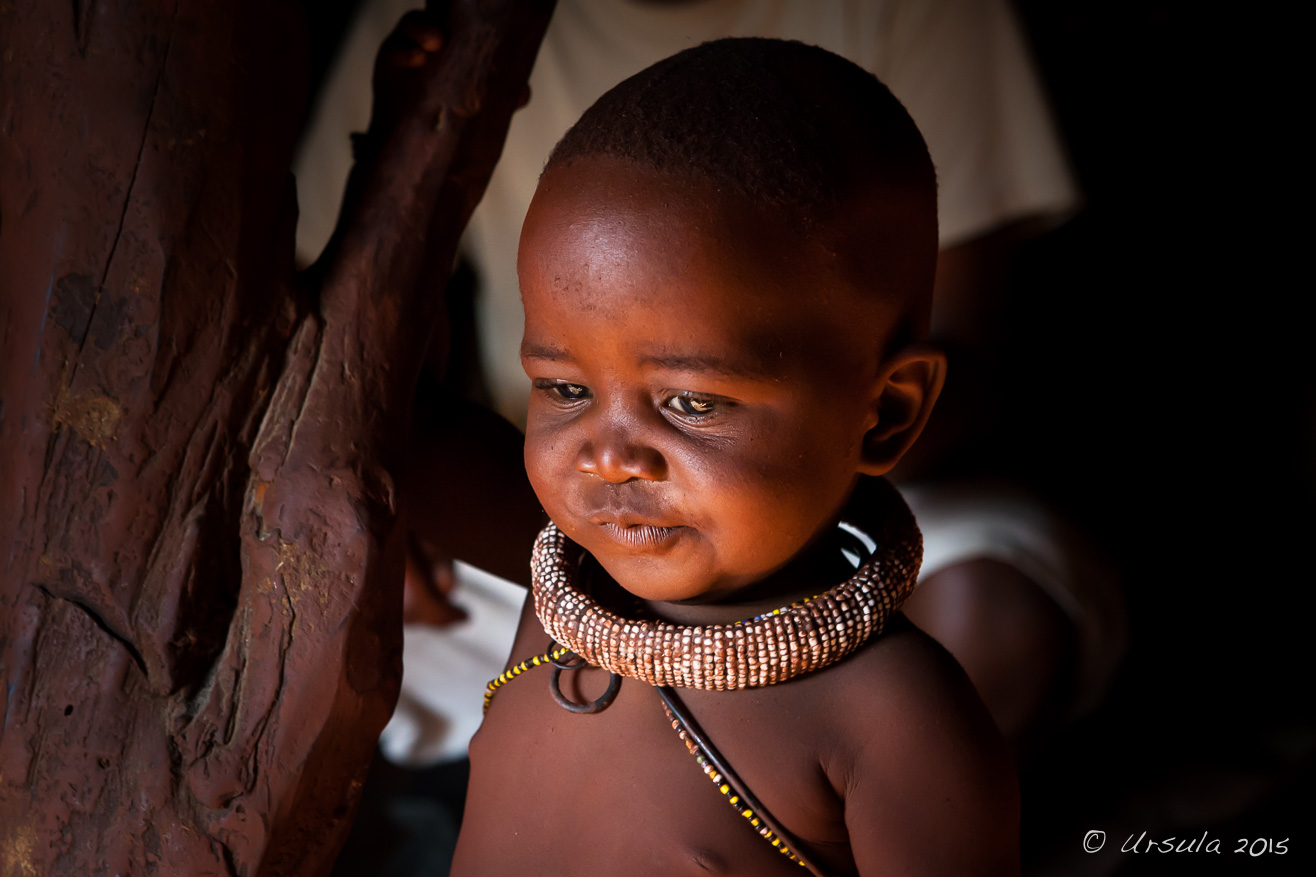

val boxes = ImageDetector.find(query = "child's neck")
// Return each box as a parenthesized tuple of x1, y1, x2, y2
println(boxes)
(628, 528, 857, 627)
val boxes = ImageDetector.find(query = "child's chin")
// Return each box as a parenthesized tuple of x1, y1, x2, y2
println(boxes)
(594, 553, 717, 605)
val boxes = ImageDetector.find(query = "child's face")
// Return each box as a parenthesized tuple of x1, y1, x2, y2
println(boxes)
(518, 159, 885, 604)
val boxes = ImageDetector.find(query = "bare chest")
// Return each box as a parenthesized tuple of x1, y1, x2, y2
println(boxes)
(454, 634, 854, 877)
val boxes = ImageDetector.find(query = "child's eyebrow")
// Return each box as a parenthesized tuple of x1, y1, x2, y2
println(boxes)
(521, 344, 781, 382)
(521, 342, 570, 362)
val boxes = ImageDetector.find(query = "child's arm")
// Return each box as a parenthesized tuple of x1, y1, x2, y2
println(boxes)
(837, 625, 1019, 875)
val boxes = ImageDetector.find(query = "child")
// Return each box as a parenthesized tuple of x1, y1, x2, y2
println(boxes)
(450, 38, 1017, 876)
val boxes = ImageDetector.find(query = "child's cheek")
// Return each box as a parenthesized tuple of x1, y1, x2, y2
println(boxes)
(523, 423, 568, 513)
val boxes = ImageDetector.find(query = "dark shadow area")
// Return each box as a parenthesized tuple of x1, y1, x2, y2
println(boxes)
(1008, 3, 1312, 872)
(332, 752, 470, 877)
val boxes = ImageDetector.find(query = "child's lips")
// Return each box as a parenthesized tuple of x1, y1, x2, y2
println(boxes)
(583, 505, 688, 551)
(596, 521, 686, 551)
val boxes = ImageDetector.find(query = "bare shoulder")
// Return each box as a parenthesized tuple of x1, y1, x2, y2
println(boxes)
(823, 615, 1020, 875)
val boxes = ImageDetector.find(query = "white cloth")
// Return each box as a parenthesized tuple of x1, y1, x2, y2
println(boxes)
(379, 562, 527, 766)
(294, 0, 1079, 426)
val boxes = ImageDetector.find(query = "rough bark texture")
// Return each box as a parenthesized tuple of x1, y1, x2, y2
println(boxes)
(0, 1, 554, 874)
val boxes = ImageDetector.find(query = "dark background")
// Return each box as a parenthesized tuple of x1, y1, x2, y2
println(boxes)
(1007, 4, 1311, 873)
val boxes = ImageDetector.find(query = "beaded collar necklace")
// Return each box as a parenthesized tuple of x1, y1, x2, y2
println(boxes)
(528, 477, 922, 692)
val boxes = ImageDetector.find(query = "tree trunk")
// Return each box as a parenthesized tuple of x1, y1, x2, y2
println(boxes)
(0, 1, 554, 874)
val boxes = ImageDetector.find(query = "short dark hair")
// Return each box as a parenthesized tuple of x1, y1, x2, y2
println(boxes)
(545, 37, 935, 230)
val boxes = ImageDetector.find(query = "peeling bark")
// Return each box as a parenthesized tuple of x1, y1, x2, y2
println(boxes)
(0, 1, 555, 874)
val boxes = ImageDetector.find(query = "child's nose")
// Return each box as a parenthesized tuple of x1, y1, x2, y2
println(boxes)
(575, 425, 667, 484)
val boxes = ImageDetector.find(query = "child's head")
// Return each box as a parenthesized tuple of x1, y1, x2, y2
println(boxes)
(517, 38, 944, 605)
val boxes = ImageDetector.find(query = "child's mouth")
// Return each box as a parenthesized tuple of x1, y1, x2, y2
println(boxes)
(597, 522, 685, 551)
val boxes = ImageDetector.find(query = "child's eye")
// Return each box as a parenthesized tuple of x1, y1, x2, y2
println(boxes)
(665, 394, 716, 417)
(555, 383, 589, 400)
(534, 379, 590, 402)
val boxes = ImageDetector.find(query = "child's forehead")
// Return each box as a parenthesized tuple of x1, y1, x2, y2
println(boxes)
(520, 155, 923, 356)
(520, 159, 896, 386)
(523, 158, 816, 291)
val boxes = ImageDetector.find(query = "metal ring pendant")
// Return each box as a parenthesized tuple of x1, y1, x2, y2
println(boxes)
(548, 646, 622, 714)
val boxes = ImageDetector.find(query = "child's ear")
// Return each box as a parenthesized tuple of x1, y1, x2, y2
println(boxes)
(859, 343, 946, 477)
